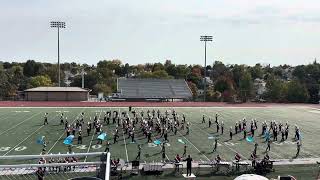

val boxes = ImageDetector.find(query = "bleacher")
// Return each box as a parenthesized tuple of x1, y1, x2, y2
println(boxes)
(117, 78, 192, 101)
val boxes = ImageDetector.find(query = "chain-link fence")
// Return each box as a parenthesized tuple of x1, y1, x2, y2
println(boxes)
(0, 152, 110, 180)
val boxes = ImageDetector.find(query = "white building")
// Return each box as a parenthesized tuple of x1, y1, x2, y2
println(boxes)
(203, 77, 213, 85)
(254, 78, 266, 96)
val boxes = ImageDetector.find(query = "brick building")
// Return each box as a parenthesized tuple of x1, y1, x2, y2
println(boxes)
(24, 87, 90, 101)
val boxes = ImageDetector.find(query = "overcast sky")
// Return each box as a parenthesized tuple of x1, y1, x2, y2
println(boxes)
(0, 0, 319, 66)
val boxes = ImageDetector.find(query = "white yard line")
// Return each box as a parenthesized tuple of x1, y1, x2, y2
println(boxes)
(0, 112, 41, 136)
(191, 123, 250, 160)
(47, 108, 86, 154)
(84, 109, 103, 162)
(183, 109, 251, 160)
(121, 127, 129, 162)
(0, 111, 18, 121)
(163, 148, 170, 161)
(203, 112, 279, 160)
(202, 108, 315, 159)
(119, 108, 129, 162)
(185, 109, 249, 160)
(136, 109, 170, 161)
(177, 131, 210, 161)
(2, 125, 44, 156)
(248, 109, 316, 159)
(1, 112, 60, 156)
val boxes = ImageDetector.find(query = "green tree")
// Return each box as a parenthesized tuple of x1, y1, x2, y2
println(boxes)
(249, 63, 263, 79)
(188, 74, 202, 88)
(165, 64, 176, 77)
(214, 76, 235, 102)
(272, 66, 283, 78)
(175, 65, 189, 79)
(122, 63, 130, 77)
(292, 65, 306, 81)
(0, 69, 10, 98)
(239, 71, 253, 102)
(287, 80, 309, 103)
(214, 76, 234, 93)
(265, 75, 288, 102)
(97, 60, 122, 71)
(23, 60, 39, 77)
(138, 70, 171, 79)
(45, 64, 65, 85)
(152, 70, 171, 79)
(306, 83, 320, 104)
(211, 61, 227, 79)
(206, 86, 222, 102)
(29, 75, 52, 88)
(7, 65, 26, 90)
(93, 83, 112, 95)
(152, 63, 165, 72)
(138, 71, 154, 78)
(231, 64, 246, 88)
(71, 70, 98, 90)
(187, 81, 198, 98)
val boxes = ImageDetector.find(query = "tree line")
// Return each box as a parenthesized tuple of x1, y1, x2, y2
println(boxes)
(0, 59, 319, 103)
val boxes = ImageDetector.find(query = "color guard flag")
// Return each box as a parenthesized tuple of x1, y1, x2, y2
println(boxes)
(63, 135, 74, 145)
(154, 139, 161, 145)
(97, 133, 107, 141)
(178, 139, 186, 144)
(36, 136, 45, 145)
(246, 136, 254, 143)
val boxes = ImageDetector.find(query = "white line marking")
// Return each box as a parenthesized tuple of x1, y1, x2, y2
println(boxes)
(119, 109, 129, 162)
(84, 109, 102, 162)
(4, 113, 61, 156)
(122, 128, 129, 162)
(47, 108, 86, 153)
(0, 112, 41, 136)
(0, 111, 18, 121)
(204, 112, 274, 159)
(177, 131, 210, 161)
(184, 109, 249, 160)
(308, 110, 320, 114)
(2, 125, 44, 156)
(246, 109, 312, 159)
(190, 123, 249, 160)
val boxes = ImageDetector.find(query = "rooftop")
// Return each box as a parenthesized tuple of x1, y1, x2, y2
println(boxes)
(24, 87, 89, 92)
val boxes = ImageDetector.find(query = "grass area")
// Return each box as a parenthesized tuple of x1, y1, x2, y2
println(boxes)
(0, 106, 320, 178)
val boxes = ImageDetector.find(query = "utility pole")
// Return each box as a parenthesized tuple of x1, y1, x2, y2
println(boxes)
(200, 35, 213, 102)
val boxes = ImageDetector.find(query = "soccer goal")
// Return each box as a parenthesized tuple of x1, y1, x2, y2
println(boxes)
(0, 152, 111, 180)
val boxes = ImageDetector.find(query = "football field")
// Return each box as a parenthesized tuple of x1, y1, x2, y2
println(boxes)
(0, 106, 319, 165)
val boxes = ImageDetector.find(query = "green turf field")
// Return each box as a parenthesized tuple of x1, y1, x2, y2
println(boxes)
(0, 106, 319, 165)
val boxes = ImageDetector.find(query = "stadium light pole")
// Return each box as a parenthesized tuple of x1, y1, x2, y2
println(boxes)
(80, 68, 87, 88)
(200, 35, 212, 102)
(50, 21, 66, 87)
